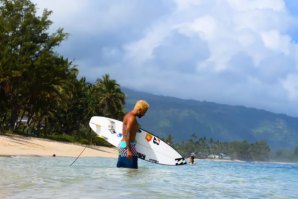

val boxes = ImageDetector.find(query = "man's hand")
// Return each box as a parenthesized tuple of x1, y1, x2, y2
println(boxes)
(127, 149, 133, 159)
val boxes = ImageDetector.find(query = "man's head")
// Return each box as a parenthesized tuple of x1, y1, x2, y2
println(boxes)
(134, 100, 150, 118)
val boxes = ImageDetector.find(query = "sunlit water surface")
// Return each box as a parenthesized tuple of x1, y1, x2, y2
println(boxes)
(0, 157, 297, 199)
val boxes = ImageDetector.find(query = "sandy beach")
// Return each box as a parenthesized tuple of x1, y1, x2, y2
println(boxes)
(0, 134, 118, 158)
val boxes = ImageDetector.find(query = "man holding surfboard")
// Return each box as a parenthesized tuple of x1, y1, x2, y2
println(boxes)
(117, 100, 150, 169)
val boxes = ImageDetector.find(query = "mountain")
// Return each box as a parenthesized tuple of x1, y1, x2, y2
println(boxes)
(123, 88, 298, 149)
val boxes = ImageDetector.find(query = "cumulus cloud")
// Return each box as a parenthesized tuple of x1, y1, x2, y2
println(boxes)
(32, 0, 298, 116)
(282, 74, 298, 101)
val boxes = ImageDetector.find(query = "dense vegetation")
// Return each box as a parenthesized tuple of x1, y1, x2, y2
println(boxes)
(170, 134, 271, 161)
(0, 0, 125, 145)
(168, 134, 298, 162)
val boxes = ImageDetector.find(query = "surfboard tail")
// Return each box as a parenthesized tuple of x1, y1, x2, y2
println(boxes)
(175, 158, 187, 165)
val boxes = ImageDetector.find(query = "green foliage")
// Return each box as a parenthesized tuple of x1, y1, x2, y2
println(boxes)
(46, 134, 78, 143)
(272, 146, 298, 162)
(93, 74, 125, 120)
(0, 0, 125, 147)
(0, 0, 70, 130)
(42, 133, 111, 147)
(175, 136, 271, 161)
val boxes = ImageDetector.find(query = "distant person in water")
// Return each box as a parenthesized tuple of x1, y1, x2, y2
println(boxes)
(189, 152, 195, 164)
(117, 100, 150, 169)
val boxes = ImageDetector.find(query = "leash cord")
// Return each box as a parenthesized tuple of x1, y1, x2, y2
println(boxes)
(69, 145, 87, 166)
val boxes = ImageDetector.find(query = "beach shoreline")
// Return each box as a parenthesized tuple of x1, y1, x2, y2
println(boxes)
(0, 134, 118, 158)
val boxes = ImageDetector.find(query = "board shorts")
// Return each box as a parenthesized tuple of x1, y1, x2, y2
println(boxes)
(117, 141, 138, 169)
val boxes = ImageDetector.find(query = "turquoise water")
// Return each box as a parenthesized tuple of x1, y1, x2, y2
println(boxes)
(0, 157, 297, 199)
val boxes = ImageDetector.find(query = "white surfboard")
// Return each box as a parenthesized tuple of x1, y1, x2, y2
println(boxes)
(89, 116, 187, 166)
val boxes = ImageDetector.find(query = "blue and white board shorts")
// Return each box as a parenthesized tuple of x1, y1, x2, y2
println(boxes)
(117, 141, 138, 169)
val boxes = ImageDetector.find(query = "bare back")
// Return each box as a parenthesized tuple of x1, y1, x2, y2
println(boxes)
(122, 111, 138, 142)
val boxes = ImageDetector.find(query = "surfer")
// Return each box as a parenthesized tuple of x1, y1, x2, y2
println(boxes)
(117, 100, 150, 169)
(189, 152, 195, 164)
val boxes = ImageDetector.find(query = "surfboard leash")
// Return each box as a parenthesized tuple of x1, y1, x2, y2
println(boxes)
(69, 145, 87, 166)
(69, 128, 93, 166)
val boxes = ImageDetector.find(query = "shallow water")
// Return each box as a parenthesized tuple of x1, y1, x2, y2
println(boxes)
(0, 157, 297, 199)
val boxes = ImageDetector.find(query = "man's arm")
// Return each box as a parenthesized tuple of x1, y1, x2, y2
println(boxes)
(124, 116, 134, 159)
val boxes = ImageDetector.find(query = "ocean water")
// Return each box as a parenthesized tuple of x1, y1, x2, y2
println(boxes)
(0, 157, 297, 199)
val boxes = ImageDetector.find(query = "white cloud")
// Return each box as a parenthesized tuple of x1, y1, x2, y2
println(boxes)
(174, 0, 204, 11)
(261, 30, 291, 54)
(124, 24, 169, 64)
(227, 0, 285, 12)
(33, 0, 87, 31)
(30, 0, 298, 116)
(282, 74, 298, 101)
(178, 16, 217, 40)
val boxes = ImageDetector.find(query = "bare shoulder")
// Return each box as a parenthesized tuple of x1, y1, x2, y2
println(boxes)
(123, 112, 136, 125)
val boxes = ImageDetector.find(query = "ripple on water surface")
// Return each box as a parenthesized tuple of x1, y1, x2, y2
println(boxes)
(0, 157, 297, 198)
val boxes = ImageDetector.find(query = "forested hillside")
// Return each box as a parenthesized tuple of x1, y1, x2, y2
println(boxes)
(124, 88, 298, 150)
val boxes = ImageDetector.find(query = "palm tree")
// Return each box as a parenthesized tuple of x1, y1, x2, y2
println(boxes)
(94, 74, 125, 119)
(23, 53, 74, 131)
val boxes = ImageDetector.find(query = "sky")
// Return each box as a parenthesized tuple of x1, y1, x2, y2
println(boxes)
(31, 0, 298, 117)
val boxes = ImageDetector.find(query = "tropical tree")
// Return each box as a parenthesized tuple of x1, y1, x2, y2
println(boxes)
(174, 134, 272, 161)
(249, 141, 270, 161)
(0, 0, 73, 132)
(49, 76, 92, 135)
(93, 74, 125, 119)
(0, 0, 126, 146)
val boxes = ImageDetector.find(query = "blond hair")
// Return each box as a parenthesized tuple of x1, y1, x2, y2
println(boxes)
(134, 100, 150, 111)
